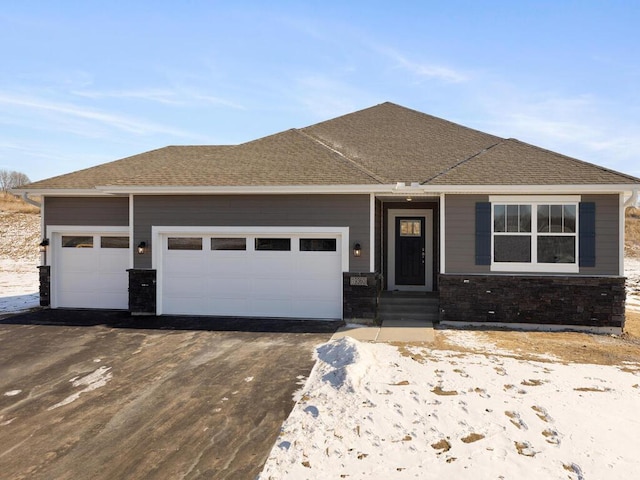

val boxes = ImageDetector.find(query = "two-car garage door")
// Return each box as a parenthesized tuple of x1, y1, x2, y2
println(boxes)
(159, 232, 344, 319)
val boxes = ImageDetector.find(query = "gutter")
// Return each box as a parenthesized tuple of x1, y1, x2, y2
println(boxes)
(18, 192, 41, 208)
(624, 189, 639, 208)
(10, 184, 640, 197)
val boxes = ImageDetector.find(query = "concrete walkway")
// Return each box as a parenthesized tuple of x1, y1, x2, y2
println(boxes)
(331, 319, 435, 343)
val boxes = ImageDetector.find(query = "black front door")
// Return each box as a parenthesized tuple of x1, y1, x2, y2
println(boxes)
(395, 217, 425, 285)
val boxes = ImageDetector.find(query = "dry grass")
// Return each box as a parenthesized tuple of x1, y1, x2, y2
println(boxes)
(626, 206, 640, 257)
(432, 316, 640, 367)
(0, 192, 40, 214)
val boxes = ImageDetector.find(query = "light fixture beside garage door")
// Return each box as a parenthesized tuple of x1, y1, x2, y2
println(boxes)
(353, 242, 362, 257)
(39, 238, 49, 252)
(137, 241, 147, 254)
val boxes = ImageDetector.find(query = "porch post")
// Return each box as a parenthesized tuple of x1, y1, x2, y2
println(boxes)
(439, 193, 446, 274)
(370, 193, 375, 272)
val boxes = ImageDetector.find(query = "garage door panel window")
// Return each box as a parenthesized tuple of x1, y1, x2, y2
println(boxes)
(300, 238, 337, 251)
(62, 236, 93, 248)
(211, 238, 246, 250)
(255, 238, 291, 251)
(168, 237, 203, 250)
(100, 236, 129, 249)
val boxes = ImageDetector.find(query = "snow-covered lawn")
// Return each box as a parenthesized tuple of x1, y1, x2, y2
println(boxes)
(260, 336, 640, 479)
(626, 256, 640, 312)
(0, 258, 39, 314)
(260, 257, 640, 479)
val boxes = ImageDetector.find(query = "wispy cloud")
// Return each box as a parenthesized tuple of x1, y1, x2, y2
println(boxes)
(0, 92, 198, 138)
(476, 88, 640, 173)
(72, 87, 246, 110)
(387, 50, 467, 83)
(372, 45, 467, 83)
(291, 75, 378, 120)
(72, 88, 183, 105)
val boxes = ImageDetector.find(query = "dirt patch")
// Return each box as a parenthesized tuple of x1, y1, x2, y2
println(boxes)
(431, 439, 451, 452)
(624, 310, 640, 338)
(431, 386, 458, 396)
(434, 323, 640, 366)
(461, 433, 484, 443)
(514, 441, 536, 457)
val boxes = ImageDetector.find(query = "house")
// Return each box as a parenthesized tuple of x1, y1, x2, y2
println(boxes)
(14, 102, 640, 331)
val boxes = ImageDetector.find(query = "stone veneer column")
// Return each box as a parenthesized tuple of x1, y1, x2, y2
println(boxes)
(128, 269, 157, 315)
(343, 272, 381, 325)
(38, 265, 50, 307)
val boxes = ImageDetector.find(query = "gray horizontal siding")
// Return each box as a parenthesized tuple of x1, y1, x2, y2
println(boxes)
(445, 194, 490, 274)
(134, 194, 370, 271)
(444, 193, 621, 276)
(44, 196, 129, 227)
(581, 194, 619, 275)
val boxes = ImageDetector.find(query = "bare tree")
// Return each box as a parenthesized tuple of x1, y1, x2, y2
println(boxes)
(0, 169, 10, 192)
(0, 169, 30, 191)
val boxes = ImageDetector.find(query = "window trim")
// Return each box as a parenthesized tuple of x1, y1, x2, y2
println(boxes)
(489, 195, 580, 273)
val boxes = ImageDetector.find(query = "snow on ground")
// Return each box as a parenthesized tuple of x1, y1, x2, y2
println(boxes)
(260, 337, 640, 479)
(47, 366, 113, 411)
(0, 211, 40, 314)
(626, 257, 640, 312)
(0, 258, 39, 314)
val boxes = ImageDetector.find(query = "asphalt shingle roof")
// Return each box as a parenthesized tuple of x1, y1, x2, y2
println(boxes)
(21, 102, 640, 190)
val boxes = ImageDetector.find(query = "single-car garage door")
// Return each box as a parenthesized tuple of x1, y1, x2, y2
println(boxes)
(160, 233, 344, 319)
(54, 233, 130, 309)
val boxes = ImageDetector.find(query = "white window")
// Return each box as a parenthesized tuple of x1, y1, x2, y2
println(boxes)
(490, 196, 579, 273)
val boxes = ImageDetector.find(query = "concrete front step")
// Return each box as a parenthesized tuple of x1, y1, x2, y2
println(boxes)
(379, 296, 440, 306)
(378, 293, 440, 322)
(378, 311, 439, 322)
(378, 303, 439, 314)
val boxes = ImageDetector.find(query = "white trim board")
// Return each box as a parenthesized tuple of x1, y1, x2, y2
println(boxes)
(14, 183, 638, 197)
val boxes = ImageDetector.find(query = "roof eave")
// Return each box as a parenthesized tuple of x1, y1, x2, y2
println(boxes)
(10, 187, 121, 196)
(12, 183, 639, 197)
(422, 184, 640, 195)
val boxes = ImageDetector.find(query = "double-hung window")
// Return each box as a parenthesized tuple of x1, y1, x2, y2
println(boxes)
(490, 196, 579, 273)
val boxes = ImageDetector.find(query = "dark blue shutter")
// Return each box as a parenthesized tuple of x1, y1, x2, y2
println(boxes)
(579, 202, 596, 267)
(475, 202, 492, 265)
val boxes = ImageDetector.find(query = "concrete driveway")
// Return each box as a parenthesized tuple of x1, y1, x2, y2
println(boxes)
(0, 310, 337, 480)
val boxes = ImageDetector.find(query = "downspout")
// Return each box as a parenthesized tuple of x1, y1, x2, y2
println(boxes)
(19, 192, 42, 208)
(624, 189, 638, 209)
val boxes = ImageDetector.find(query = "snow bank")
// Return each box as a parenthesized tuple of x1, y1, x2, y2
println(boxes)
(260, 338, 640, 479)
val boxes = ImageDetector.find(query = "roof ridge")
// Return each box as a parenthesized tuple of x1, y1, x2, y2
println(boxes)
(296, 129, 388, 184)
(505, 138, 640, 183)
(302, 102, 503, 143)
(422, 140, 504, 184)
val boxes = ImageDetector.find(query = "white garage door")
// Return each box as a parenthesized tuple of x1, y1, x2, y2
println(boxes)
(55, 233, 130, 309)
(160, 234, 343, 319)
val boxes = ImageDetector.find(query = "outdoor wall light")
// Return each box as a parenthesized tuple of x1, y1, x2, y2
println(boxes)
(38, 238, 49, 252)
(353, 242, 362, 257)
(137, 241, 147, 255)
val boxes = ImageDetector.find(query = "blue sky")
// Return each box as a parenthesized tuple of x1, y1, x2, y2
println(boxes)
(1, 1, 638, 182)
